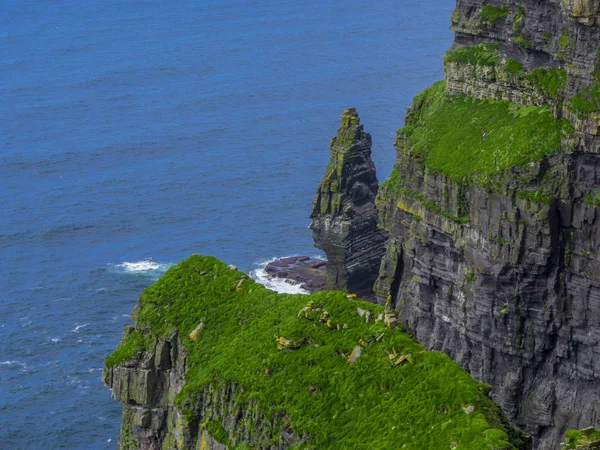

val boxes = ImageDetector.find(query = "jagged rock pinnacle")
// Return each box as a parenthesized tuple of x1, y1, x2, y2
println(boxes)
(309, 109, 386, 298)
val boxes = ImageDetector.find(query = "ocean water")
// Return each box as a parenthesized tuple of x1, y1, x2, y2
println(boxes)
(1, 0, 453, 447)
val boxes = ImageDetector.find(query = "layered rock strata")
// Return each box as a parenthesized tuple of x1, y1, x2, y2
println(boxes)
(310, 108, 386, 298)
(373, 1, 600, 449)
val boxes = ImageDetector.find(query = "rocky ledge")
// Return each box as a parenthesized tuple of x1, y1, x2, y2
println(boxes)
(561, 426, 600, 449)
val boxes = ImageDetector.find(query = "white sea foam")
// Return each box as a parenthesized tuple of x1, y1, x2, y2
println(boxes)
(120, 260, 161, 272)
(51, 338, 60, 343)
(72, 323, 89, 332)
(1, 360, 27, 369)
(249, 256, 310, 295)
(111, 259, 172, 275)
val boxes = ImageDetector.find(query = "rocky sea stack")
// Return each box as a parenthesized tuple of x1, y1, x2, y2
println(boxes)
(310, 108, 386, 298)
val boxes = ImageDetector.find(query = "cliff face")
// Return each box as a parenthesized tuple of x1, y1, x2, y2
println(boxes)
(103, 327, 298, 449)
(374, 1, 600, 449)
(103, 329, 189, 449)
(310, 108, 386, 297)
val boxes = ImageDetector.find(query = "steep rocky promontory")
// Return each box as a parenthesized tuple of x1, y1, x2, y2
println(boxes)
(310, 108, 386, 298)
(373, 1, 600, 448)
(104, 1, 600, 448)
(104, 255, 530, 449)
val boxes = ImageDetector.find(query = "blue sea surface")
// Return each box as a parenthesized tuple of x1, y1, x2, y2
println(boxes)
(1, 0, 453, 447)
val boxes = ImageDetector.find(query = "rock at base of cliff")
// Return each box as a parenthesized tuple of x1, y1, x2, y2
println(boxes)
(263, 256, 328, 293)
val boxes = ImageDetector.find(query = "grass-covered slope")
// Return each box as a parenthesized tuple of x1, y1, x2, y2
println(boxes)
(107, 254, 530, 449)
(399, 81, 573, 184)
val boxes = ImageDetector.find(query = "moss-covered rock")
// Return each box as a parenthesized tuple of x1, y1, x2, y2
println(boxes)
(562, 427, 600, 449)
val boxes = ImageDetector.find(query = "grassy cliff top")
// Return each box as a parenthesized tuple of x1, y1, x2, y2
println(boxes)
(107, 254, 529, 449)
(399, 81, 573, 184)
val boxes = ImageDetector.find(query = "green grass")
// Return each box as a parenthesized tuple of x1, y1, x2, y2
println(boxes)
(446, 42, 593, 114)
(381, 166, 400, 192)
(512, 7, 526, 32)
(450, 10, 462, 24)
(107, 255, 529, 449)
(464, 269, 477, 285)
(542, 33, 552, 48)
(568, 81, 600, 114)
(480, 6, 509, 26)
(585, 189, 600, 207)
(446, 43, 567, 100)
(516, 190, 553, 205)
(445, 43, 500, 67)
(526, 68, 567, 99)
(513, 36, 533, 48)
(505, 58, 524, 75)
(399, 188, 471, 224)
(104, 328, 146, 367)
(399, 81, 573, 184)
(558, 28, 571, 59)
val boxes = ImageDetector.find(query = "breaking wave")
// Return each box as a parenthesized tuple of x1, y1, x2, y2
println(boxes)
(71, 323, 89, 333)
(109, 258, 172, 276)
(249, 257, 309, 295)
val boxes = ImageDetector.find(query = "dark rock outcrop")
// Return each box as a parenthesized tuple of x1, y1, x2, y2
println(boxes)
(309, 108, 386, 298)
(377, 149, 600, 450)
(264, 256, 327, 292)
(373, 1, 600, 449)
